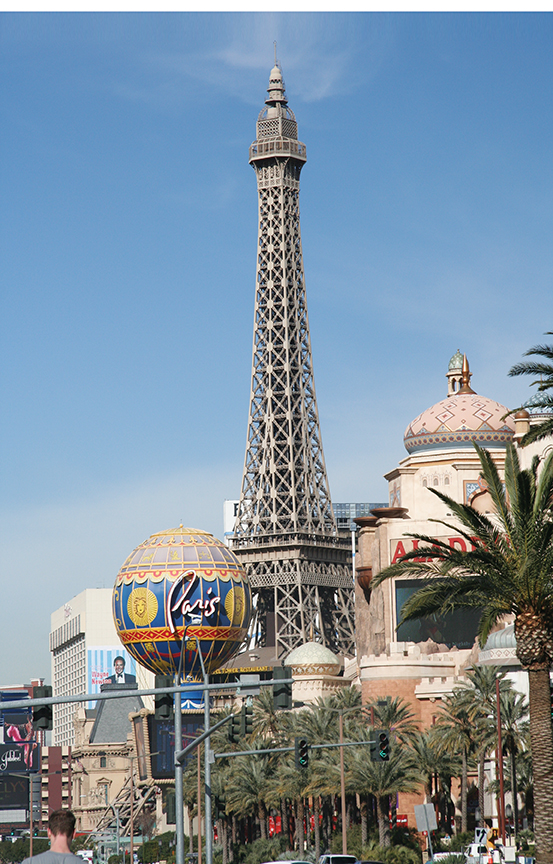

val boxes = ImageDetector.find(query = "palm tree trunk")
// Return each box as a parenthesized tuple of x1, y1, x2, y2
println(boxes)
(360, 797, 368, 846)
(314, 796, 321, 862)
(281, 799, 290, 850)
(221, 820, 227, 864)
(376, 795, 390, 848)
(509, 747, 519, 839)
(527, 668, 553, 864)
(479, 748, 486, 827)
(461, 747, 468, 834)
(258, 801, 267, 840)
(296, 798, 305, 854)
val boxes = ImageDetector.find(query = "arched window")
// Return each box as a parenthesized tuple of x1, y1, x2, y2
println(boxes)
(444, 476, 450, 486)
(433, 477, 439, 487)
(422, 479, 427, 488)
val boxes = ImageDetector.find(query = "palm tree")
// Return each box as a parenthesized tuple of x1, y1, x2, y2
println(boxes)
(499, 689, 529, 838)
(372, 442, 553, 863)
(431, 689, 476, 833)
(226, 747, 274, 839)
(345, 745, 419, 847)
(509, 332, 553, 444)
(366, 695, 419, 744)
(456, 667, 512, 826)
(252, 687, 289, 743)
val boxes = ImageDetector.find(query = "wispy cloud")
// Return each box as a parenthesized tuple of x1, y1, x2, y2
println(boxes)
(112, 13, 395, 110)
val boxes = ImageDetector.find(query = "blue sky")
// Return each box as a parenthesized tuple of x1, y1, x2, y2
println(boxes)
(1, 12, 552, 684)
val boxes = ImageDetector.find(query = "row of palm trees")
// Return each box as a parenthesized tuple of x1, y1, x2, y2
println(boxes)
(180, 674, 530, 862)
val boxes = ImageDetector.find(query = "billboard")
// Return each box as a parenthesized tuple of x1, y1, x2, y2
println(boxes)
(0, 775, 28, 810)
(87, 647, 137, 707)
(0, 693, 40, 773)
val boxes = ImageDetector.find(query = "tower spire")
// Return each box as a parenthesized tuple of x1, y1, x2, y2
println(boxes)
(232, 66, 355, 658)
(458, 353, 476, 394)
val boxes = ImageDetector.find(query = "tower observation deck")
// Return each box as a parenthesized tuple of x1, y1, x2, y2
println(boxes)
(232, 64, 355, 658)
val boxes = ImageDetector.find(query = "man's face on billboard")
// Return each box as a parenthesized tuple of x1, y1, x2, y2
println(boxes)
(114, 659, 125, 676)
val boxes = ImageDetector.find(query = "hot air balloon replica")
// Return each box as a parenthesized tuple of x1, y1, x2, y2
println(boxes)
(112, 526, 251, 703)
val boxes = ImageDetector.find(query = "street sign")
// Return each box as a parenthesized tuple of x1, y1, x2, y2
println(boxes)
(414, 803, 438, 832)
(396, 814, 408, 826)
(475, 828, 487, 844)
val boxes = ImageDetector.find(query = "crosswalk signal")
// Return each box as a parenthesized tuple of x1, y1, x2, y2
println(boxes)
(228, 713, 241, 744)
(33, 686, 53, 730)
(240, 704, 253, 737)
(295, 737, 309, 769)
(154, 675, 174, 720)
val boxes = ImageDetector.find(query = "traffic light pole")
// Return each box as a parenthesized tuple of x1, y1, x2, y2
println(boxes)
(214, 739, 377, 759)
(174, 679, 185, 864)
(0, 679, 295, 714)
(196, 649, 213, 864)
(339, 711, 347, 854)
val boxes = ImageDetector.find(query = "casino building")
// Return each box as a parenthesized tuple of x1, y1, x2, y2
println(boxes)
(354, 351, 520, 720)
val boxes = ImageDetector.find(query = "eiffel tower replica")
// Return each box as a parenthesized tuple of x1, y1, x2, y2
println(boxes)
(232, 62, 355, 658)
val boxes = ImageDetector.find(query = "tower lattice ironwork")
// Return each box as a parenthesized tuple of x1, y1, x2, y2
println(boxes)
(232, 64, 355, 658)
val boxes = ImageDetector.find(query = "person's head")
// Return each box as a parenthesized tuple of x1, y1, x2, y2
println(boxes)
(48, 809, 76, 840)
(114, 657, 125, 676)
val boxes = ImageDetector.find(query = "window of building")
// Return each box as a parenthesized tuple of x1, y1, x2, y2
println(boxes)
(100, 756, 106, 768)
(433, 477, 439, 487)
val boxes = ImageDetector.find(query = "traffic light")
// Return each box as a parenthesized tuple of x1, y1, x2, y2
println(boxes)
(295, 737, 309, 769)
(154, 675, 174, 720)
(240, 704, 253, 738)
(370, 729, 390, 762)
(228, 712, 241, 744)
(273, 666, 292, 711)
(33, 686, 53, 730)
(213, 794, 226, 820)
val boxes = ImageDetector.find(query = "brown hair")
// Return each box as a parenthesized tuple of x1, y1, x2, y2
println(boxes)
(49, 809, 76, 838)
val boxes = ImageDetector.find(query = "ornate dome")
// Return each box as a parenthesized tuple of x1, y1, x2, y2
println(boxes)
(286, 641, 341, 676)
(482, 624, 515, 651)
(523, 393, 553, 417)
(404, 356, 515, 454)
(448, 349, 463, 371)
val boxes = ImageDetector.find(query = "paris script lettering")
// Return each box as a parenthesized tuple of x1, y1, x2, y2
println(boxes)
(166, 570, 220, 635)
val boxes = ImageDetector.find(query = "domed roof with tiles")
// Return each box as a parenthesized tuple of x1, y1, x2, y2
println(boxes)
(404, 355, 515, 454)
(448, 349, 463, 371)
(286, 641, 341, 675)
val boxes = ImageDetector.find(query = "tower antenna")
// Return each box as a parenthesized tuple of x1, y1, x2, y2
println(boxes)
(274, 41, 278, 66)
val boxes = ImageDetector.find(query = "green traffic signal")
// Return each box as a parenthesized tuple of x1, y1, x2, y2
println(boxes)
(295, 737, 309, 769)
(378, 731, 390, 760)
(370, 729, 390, 762)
